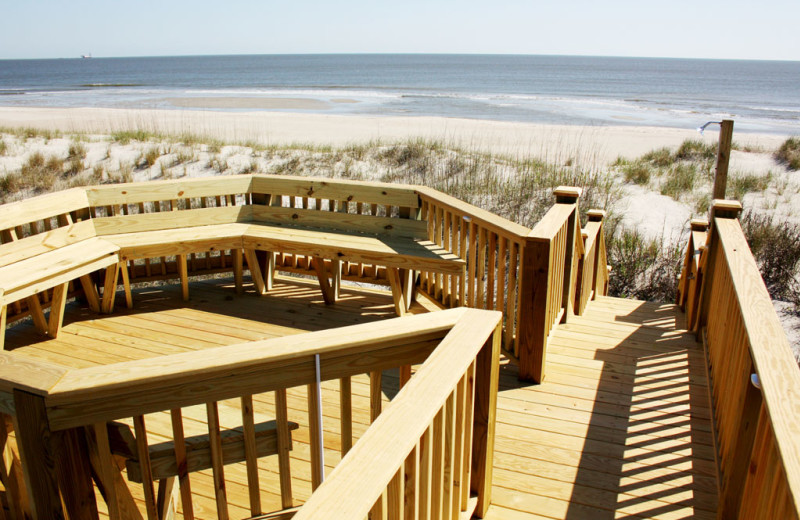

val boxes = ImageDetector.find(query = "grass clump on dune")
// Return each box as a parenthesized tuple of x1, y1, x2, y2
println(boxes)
(775, 137, 800, 170)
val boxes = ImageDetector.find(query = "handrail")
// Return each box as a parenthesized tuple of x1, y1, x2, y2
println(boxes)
(682, 200, 800, 519)
(294, 309, 502, 520)
(0, 308, 505, 518)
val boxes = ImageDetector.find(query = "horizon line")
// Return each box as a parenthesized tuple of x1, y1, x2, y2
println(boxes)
(2, 52, 799, 63)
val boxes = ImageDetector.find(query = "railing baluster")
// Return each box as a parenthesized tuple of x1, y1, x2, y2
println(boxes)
(340, 377, 353, 456)
(467, 222, 477, 308)
(133, 415, 159, 520)
(241, 394, 262, 516)
(431, 406, 445, 520)
(388, 467, 404, 520)
(371, 371, 383, 422)
(405, 443, 419, 520)
(486, 232, 496, 311)
(452, 375, 466, 515)
(206, 401, 229, 520)
(275, 387, 294, 508)
(461, 361, 476, 510)
(476, 228, 486, 310)
(419, 426, 433, 520)
(91, 422, 121, 520)
(170, 408, 194, 520)
(443, 392, 456, 520)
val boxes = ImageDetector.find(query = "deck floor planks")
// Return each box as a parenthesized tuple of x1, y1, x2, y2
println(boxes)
(3, 282, 716, 519)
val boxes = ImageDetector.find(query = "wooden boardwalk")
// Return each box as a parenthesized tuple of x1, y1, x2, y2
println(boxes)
(3, 277, 717, 519)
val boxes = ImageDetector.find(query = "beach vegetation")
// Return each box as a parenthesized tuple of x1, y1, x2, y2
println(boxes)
(143, 147, 161, 168)
(622, 162, 651, 185)
(729, 172, 772, 200)
(112, 130, 154, 145)
(0, 140, 7, 156)
(660, 163, 700, 199)
(741, 211, 800, 313)
(675, 139, 717, 162)
(606, 228, 683, 302)
(0, 127, 61, 142)
(775, 137, 800, 170)
(641, 147, 673, 168)
(91, 164, 105, 183)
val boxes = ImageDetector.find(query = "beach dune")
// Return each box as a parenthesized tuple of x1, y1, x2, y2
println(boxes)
(0, 106, 787, 165)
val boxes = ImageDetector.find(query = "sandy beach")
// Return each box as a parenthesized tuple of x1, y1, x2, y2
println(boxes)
(0, 106, 789, 166)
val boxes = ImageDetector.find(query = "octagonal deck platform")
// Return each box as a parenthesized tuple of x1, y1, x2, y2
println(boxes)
(3, 276, 716, 519)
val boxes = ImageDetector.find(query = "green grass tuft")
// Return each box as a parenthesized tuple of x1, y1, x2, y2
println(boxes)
(622, 162, 651, 185)
(775, 137, 800, 170)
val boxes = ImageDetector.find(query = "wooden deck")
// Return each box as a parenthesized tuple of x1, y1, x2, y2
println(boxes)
(3, 277, 716, 519)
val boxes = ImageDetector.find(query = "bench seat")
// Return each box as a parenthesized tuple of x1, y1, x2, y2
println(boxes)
(0, 237, 121, 349)
(242, 223, 465, 276)
(102, 223, 246, 260)
(98, 219, 465, 315)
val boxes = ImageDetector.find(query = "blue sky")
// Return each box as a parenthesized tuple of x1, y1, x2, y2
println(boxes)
(1, 0, 798, 61)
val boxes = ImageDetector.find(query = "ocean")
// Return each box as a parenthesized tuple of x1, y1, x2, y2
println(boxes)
(0, 54, 798, 134)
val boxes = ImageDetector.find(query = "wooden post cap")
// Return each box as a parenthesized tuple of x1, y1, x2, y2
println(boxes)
(690, 219, 709, 231)
(554, 186, 582, 204)
(710, 200, 742, 220)
(587, 209, 606, 222)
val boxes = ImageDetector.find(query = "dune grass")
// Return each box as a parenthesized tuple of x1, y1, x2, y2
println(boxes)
(1, 130, 796, 311)
(776, 137, 800, 170)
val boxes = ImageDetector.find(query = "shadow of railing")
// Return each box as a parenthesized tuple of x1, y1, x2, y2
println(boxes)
(560, 302, 717, 519)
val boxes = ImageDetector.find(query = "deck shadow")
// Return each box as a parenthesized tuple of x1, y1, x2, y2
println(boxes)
(563, 300, 716, 519)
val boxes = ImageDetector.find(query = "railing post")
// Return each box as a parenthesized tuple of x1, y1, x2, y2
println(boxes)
(696, 200, 742, 335)
(471, 323, 501, 518)
(554, 187, 581, 324)
(517, 187, 582, 383)
(587, 209, 605, 302)
(517, 235, 550, 383)
(12, 390, 64, 519)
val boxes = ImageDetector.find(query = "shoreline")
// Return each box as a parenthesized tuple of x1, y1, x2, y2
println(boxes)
(0, 106, 790, 165)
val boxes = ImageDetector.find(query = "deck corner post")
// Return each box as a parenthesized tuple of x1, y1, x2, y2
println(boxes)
(553, 187, 581, 324)
(517, 235, 551, 383)
(12, 389, 65, 520)
(471, 322, 501, 518)
(587, 209, 606, 301)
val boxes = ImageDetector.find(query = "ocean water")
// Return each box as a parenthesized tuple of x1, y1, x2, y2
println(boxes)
(0, 54, 798, 133)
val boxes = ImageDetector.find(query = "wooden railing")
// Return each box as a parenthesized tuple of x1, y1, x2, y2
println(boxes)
(416, 188, 529, 356)
(0, 308, 500, 519)
(294, 308, 502, 520)
(417, 187, 608, 383)
(678, 200, 800, 519)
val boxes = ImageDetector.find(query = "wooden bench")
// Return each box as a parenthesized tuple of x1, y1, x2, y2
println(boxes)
(90, 207, 464, 316)
(0, 176, 467, 347)
(0, 235, 122, 349)
(85, 177, 466, 316)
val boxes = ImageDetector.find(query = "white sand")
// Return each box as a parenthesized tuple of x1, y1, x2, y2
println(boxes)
(0, 106, 788, 166)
